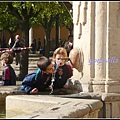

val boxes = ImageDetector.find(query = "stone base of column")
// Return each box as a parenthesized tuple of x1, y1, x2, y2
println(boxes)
(79, 80, 120, 93)
(105, 80, 120, 93)
(102, 93, 120, 118)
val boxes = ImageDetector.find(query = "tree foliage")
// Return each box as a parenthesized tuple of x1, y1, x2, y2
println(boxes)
(58, 2, 73, 35)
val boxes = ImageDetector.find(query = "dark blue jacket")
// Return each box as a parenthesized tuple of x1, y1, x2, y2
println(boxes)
(19, 69, 52, 94)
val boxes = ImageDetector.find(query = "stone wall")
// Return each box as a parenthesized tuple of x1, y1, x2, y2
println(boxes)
(72, 1, 120, 93)
(6, 95, 103, 118)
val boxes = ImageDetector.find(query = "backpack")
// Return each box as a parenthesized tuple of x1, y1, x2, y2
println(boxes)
(9, 66, 17, 85)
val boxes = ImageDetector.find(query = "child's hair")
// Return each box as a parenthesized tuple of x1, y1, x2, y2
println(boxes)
(1, 52, 13, 64)
(53, 47, 68, 62)
(37, 56, 52, 71)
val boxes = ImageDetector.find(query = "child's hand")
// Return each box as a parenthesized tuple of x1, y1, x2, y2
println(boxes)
(63, 84, 68, 89)
(30, 88, 38, 94)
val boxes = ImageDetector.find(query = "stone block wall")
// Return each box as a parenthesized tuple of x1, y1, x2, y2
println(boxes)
(72, 1, 120, 93)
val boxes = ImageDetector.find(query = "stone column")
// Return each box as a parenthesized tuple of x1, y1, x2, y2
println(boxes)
(105, 2, 120, 93)
(72, 1, 120, 94)
(92, 2, 107, 92)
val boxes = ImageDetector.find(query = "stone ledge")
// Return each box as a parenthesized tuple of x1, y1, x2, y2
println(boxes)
(6, 95, 103, 118)
(0, 81, 104, 118)
(102, 93, 120, 102)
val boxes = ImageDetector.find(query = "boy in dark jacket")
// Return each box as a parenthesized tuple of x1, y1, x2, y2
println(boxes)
(19, 56, 55, 94)
(1, 52, 16, 86)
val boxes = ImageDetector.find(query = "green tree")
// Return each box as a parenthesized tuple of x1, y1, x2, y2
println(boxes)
(0, 13, 19, 47)
(36, 2, 65, 57)
(59, 2, 73, 35)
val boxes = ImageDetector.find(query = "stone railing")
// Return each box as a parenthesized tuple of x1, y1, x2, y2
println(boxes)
(0, 84, 103, 118)
(6, 94, 103, 118)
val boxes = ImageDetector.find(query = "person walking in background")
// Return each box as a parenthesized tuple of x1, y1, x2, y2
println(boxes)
(37, 38, 44, 56)
(64, 35, 73, 56)
(31, 38, 36, 54)
(12, 35, 23, 65)
(52, 47, 73, 89)
(37, 38, 41, 51)
(1, 52, 16, 86)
